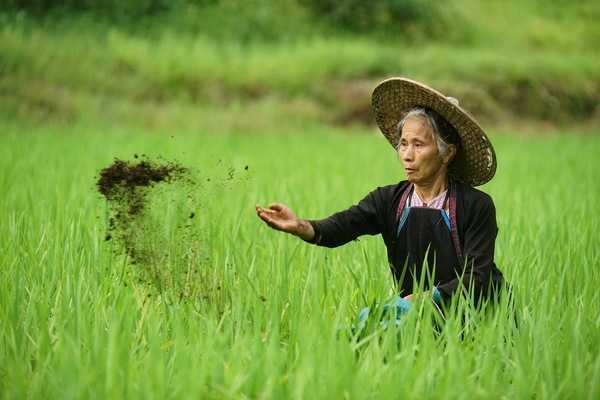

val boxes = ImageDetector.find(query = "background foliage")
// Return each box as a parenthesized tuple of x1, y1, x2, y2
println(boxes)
(5, 0, 454, 38)
(1, 0, 599, 128)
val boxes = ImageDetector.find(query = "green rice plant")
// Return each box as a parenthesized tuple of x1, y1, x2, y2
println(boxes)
(0, 123, 598, 398)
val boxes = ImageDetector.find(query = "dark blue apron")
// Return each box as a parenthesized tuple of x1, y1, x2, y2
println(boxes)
(394, 183, 462, 295)
(354, 183, 465, 333)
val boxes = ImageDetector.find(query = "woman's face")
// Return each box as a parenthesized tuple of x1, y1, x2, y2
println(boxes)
(398, 117, 450, 185)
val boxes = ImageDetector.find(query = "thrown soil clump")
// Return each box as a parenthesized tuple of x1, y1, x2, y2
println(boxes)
(97, 157, 190, 265)
(98, 158, 187, 215)
(96, 156, 236, 308)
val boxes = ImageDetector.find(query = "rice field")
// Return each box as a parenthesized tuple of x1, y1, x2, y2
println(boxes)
(1, 123, 599, 399)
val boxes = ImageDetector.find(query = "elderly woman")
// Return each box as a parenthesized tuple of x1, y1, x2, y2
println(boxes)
(256, 78, 504, 320)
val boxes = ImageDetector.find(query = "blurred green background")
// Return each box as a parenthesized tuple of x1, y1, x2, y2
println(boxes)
(2, 0, 599, 131)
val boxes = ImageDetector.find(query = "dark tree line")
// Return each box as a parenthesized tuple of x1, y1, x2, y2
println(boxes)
(3, 0, 450, 36)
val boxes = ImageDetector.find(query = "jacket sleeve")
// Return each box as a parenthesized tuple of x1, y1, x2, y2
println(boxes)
(306, 188, 385, 248)
(437, 194, 502, 303)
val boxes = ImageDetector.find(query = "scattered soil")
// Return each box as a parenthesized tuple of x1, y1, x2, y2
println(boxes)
(97, 158, 187, 214)
(96, 156, 241, 307)
(97, 157, 190, 266)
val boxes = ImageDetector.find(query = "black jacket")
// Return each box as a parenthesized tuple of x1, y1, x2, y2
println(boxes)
(308, 180, 504, 302)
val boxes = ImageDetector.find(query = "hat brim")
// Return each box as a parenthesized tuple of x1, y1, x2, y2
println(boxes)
(372, 77, 496, 186)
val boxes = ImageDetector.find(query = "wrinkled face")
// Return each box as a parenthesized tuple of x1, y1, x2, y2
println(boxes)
(397, 117, 448, 185)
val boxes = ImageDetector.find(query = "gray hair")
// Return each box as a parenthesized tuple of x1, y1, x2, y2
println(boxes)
(396, 108, 451, 158)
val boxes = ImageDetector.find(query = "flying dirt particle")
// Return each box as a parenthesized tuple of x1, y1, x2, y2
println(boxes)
(97, 158, 187, 202)
(96, 157, 189, 266)
(244, 165, 249, 170)
(97, 158, 188, 220)
(96, 155, 229, 304)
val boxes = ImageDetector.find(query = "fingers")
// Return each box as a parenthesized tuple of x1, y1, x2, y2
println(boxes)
(255, 204, 293, 233)
(258, 211, 284, 231)
(256, 204, 283, 214)
(255, 205, 275, 215)
(256, 205, 281, 227)
(267, 203, 285, 212)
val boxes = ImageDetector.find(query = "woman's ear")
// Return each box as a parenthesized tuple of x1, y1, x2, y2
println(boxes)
(443, 144, 457, 164)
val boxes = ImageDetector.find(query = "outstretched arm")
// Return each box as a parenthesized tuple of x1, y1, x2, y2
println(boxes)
(257, 188, 385, 248)
(256, 203, 315, 241)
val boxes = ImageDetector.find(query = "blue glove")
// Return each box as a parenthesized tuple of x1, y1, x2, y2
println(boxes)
(354, 296, 413, 334)
(354, 289, 441, 334)
(432, 286, 442, 304)
(355, 306, 371, 332)
(385, 296, 412, 327)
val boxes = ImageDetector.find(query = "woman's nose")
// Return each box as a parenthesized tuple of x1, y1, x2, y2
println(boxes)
(401, 146, 414, 162)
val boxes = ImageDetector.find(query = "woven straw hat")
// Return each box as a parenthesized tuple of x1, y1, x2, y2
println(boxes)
(372, 77, 496, 186)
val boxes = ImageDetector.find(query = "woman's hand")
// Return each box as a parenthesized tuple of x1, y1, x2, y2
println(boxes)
(255, 203, 315, 241)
